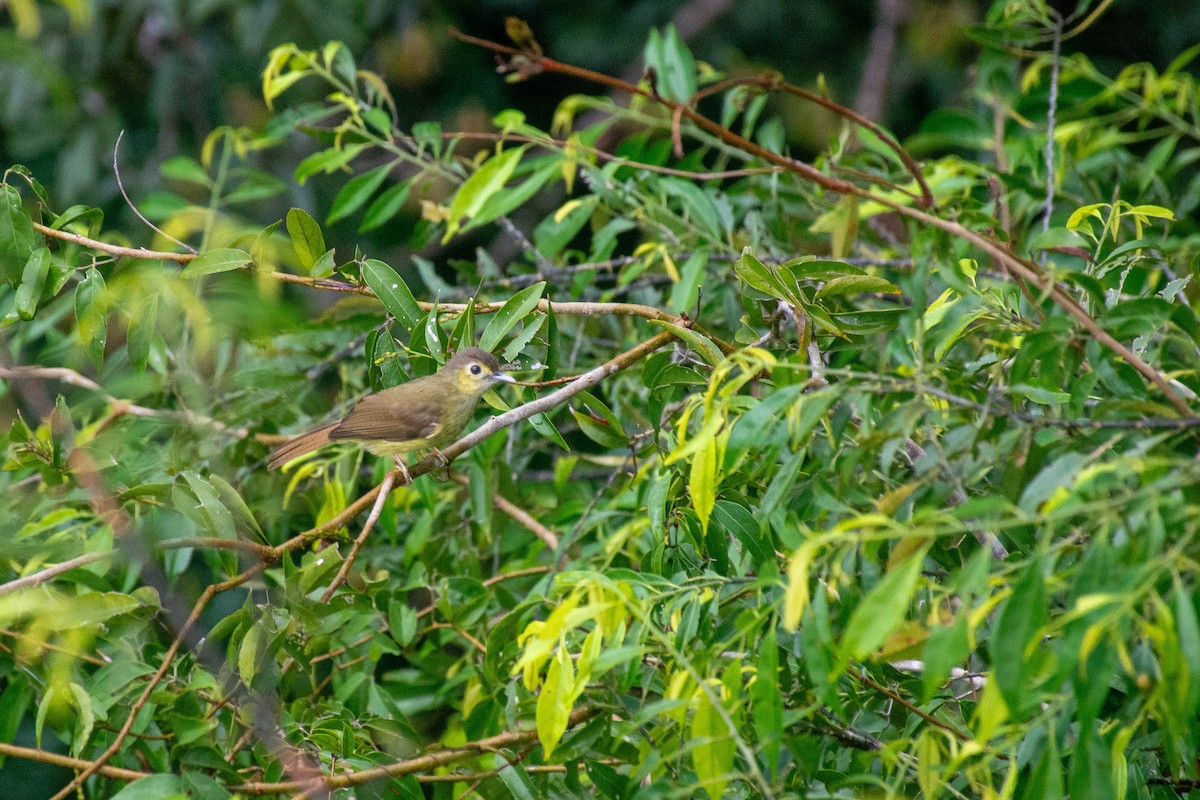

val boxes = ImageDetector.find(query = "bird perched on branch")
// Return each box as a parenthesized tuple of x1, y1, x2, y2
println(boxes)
(267, 347, 515, 482)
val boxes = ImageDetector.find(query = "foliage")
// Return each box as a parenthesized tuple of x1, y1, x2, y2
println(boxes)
(3, 1, 1200, 798)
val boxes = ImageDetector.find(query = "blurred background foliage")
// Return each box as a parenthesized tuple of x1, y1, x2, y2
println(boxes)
(3, 0, 1197, 251)
(5, 0, 1200, 798)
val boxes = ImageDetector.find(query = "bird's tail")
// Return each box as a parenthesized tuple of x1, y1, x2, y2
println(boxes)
(266, 422, 339, 471)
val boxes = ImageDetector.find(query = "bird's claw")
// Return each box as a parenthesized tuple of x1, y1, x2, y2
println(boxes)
(391, 455, 413, 485)
(430, 448, 452, 481)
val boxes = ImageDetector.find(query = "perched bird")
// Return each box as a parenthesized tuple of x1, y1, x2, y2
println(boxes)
(267, 347, 515, 482)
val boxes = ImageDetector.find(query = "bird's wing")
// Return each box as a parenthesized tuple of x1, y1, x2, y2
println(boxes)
(330, 387, 442, 444)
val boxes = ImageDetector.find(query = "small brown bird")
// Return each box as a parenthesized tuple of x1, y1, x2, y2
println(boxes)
(267, 347, 515, 481)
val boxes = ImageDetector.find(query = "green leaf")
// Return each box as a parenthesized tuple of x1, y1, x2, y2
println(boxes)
(75, 266, 107, 367)
(648, 320, 723, 366)
(839, 544, 928, 661)
(671, 249, 708, 314)
(1024, 728, 1065, 800)
(0, 183, 37, 284)
(0, 682, 32, 767)
(181, 249, 252, 278)
(127, 294, 158, 373)
(735, 251, 798, 303)
(360, 180, 412, 232)
(444, 145, 528, 241)
(238, 621, 265, 687)
(294, 143, 366, 184)
(205, 473, 266, 544)
(1176, 583, 1200, 716)
(712, 500, 772, 567)
(43, 592, 142, 630)
(753, 627, 783, 777)
(495, 751, 538, 800)
(465, 157, 560, 233)
(160, 156, 211, 187)
(66, 682, 94, 757)
(570, 390, 629, 449)
(691, 683, 735, 800)
(813, 274, 900, 299)
(644, 25, 697, 103)
(989, 557, 1046, 716)
(285, 207, 325, 271)
(182, 472, 238, 541)
(784, 259, 867, 281)
(310, 248, 335, 279)
(327, 162, 394, 224)
(661, 178, 722, 240)
(536, 647, 575, 759)
(108, 774, 185, 800)
(1013, 384, 1071, 405)
(361, 258, 424, 330)
(479, 282, 546, 352)
(15, 246, 50, 320)
(922, 616, 970, 702)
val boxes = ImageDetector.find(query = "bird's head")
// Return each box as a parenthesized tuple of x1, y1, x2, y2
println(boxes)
(445, 347, 516, 397)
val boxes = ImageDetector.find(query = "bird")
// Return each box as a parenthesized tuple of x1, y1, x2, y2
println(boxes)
(267, 347, 516, 482)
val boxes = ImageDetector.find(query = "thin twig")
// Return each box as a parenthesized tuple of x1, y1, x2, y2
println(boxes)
(114, 130, 197, 254)
(319, 472, 396, 602)
(449, 473, 560, 549)
(1041, 14, 1062, 237)
(847, 667, 972, 743)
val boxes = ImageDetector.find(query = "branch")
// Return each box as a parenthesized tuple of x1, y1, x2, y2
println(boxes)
(31, 223, 676, 325)
(449, 472, 560, 549)
(0, 365, 241, 436)
(48, 562, 270, 800)
(231, 706, 601, 794)
(847, 666, 971, 743)
(0, 741, 150, 783)
(446, 30, 1193, 417)
(318, 472, 396, 602)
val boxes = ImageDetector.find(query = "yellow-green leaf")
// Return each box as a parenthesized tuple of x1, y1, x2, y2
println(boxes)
(690, 436, 718, 534)
(536, 647, 575, 760)
(839, 544, 929, 661)
(181, 249, 251, 278)
(691, 682, 735, 800)
(444, 146, 528, 241)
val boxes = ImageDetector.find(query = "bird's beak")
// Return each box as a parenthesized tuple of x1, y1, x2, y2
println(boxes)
(490, 372, 517, 384)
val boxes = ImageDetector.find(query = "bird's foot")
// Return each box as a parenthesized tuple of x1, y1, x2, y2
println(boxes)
(430, 448, 452, 481)
(391, 455, 413, 485)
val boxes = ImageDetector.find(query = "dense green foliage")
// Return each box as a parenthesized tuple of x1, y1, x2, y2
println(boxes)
(4, 1, 1200, 798)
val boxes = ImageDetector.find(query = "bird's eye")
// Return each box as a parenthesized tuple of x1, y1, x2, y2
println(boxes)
(469, 364, 482, 375)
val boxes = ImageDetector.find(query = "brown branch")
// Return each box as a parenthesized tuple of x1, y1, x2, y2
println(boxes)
(319, 472, 396, 602)
(448, 30, 1193, 418)
(420, 621, 488, 654)
(48, 561, 269, 800)
(0, 741, 150, 783)
(31, 223, 677, 325)
(449, 473, 560, 549)
(847, 666, 972, 743)
(0, 365, 240, 435)
(231, 706, 600, 794)
(693, 73, 932, 207)
(0, 537, 274, 597)
(33, 221, 193, 262)
(0, 551, 113, 596)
